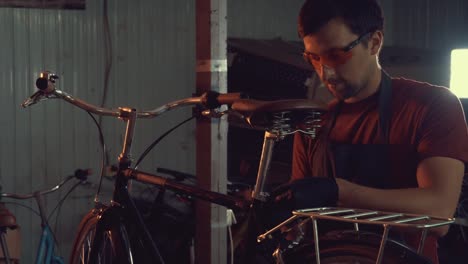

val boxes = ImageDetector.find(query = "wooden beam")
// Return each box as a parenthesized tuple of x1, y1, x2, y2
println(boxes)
(195, 0, 228, 263)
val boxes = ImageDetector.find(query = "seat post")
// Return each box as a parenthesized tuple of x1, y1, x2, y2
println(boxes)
(251, 131, 281, 202)
(0, 228, 11, 264)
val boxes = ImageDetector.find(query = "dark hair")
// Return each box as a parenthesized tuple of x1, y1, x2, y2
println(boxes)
(298, 0, 384, 38)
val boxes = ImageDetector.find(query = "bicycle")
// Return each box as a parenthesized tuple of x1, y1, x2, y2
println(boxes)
(23, 71, 254, 264)
(0, 169, 90, 264)
(22, 71, 456, 264)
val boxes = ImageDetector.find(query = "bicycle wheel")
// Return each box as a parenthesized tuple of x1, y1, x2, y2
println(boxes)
(69, 209, 134, 264)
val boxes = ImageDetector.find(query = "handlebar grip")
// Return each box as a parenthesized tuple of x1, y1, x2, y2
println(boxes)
(201, 91, 246, 109)
(74, 168, 92, 181)
(35, 77, 49, 90)
(35, 72, 59, 93)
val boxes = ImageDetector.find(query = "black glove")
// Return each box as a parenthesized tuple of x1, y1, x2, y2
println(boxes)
(265, 177, 338, 227)
(289, 177, 339, 209)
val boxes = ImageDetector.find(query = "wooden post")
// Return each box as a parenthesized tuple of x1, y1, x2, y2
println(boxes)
(195, 0, 228, 263)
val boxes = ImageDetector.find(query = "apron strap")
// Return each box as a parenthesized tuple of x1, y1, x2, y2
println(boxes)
(378, 70, 392, 144)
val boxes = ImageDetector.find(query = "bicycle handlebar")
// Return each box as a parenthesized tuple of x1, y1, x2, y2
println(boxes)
(22, 71, 245, 119)
(1, 169, 91, 200)
(21, 71, 248, 210)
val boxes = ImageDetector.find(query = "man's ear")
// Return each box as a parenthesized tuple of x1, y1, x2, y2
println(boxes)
(370, 30, 384, 56)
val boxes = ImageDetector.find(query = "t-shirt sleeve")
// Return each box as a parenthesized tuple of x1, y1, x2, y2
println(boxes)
(291, 132, 312, 181)
(417, 87, 468, 163)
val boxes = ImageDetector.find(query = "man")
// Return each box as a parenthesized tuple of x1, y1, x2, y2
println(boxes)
(291, 0, 468, 262)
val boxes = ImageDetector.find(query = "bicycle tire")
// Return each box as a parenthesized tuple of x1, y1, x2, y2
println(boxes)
(69, 209, 134, 264)
(284, 243, 396, 264)
(281, 237, 432, 264)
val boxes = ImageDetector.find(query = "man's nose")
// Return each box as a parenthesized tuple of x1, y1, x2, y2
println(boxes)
(317, 64, 336, 82)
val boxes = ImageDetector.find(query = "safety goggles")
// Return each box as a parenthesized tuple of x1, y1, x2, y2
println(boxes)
(303, 31, 372, 68)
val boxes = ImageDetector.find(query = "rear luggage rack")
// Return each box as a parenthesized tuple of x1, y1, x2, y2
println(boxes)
(258, 207, 454, 264)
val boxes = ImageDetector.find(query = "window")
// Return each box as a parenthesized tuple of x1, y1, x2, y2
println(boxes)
(450, 49, 468, 98)
(0, 0, 85, 9)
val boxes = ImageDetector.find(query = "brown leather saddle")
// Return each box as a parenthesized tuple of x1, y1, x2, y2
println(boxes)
(0, 203, 17, 229)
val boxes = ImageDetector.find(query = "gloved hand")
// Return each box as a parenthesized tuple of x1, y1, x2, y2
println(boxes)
(289, 177, 339, 209)
(264, 177, 339, 227)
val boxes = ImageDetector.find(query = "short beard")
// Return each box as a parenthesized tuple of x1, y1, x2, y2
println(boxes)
(330, 82, 363, 101)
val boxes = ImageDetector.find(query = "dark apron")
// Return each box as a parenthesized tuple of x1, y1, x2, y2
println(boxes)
(331, 71, 399, 188)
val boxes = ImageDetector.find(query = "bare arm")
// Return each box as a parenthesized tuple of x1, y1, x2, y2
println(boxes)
(336, 156, 464, 236)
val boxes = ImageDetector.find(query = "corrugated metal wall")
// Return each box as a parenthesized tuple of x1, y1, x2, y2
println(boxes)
(0, 0, 196, 262)
(228, 0, 468, 50)
(227, 0, 304, 40)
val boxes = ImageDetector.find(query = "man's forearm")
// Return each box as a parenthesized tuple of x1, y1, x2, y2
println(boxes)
(336, 178, 457, 219)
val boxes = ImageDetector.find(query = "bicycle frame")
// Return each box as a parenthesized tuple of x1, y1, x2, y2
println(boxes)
(36, 225, 64, 264)
(35, 188, 64, 264)
(85, 107, 247, 263)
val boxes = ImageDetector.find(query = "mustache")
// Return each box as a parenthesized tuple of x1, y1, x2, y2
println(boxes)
(326, 79, 342, 86)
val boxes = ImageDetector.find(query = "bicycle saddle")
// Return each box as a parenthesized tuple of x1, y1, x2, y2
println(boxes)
(0, 203, 17, 229)
(231, 99, 327, 135)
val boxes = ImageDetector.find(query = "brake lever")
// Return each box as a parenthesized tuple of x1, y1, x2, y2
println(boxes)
(21, 90, 60, 108)
(21, 90, 46, 108)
